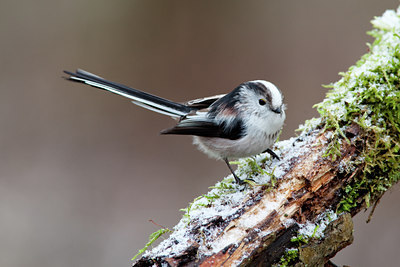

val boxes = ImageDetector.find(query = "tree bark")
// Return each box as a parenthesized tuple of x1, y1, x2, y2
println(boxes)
(134, 126, 361, 266)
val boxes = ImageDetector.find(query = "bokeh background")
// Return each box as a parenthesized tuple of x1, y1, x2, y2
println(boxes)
(1, 1, 399, 266)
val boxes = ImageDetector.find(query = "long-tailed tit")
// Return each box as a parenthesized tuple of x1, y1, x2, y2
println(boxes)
(63, 69, 286, 184)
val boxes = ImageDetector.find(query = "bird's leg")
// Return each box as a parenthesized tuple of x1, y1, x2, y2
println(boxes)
(263, 148, 280, 160)
(223, 158, 246, 185)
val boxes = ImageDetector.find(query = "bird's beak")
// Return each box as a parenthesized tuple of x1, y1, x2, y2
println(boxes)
(272, 106, 282, 114)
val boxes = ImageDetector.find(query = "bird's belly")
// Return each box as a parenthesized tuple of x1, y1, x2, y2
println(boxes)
(193, 130, 279, 160)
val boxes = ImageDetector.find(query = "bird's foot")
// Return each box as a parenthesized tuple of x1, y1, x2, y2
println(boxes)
(263, 148, 280, 160)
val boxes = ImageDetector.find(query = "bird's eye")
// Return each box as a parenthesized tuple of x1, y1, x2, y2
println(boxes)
(258, 99, 267, 106)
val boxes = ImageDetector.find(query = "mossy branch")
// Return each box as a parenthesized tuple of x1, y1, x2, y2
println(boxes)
(133, 7, 400, 267)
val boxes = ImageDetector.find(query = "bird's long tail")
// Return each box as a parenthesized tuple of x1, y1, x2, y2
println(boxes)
(64, 69, 193, 117)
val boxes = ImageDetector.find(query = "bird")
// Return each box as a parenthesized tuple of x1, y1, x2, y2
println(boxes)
(63, 69, 286, 184)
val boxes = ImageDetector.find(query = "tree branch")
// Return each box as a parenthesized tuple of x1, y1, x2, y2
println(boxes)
(133, 6, 400, 267)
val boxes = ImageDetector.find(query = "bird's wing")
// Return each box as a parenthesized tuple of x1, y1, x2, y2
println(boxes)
(161, 113, 244, 140)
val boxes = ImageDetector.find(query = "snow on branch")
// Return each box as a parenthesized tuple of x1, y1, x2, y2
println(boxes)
(133, 7, 400, 267)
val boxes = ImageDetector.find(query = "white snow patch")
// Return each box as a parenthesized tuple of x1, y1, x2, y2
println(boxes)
(372, 9, 400, 31)
(283, 218, 296, 228)
(297, 210, 338, 239)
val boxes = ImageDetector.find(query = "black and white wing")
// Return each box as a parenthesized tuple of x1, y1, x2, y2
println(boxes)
(161, 113, 245, 140)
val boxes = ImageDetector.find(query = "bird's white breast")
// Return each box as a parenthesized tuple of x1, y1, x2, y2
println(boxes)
(193, 111, 285, 160)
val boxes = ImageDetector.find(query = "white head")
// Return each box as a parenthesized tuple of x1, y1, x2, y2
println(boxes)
(205, 79, 285, 139)
(238, 80, 285, 116)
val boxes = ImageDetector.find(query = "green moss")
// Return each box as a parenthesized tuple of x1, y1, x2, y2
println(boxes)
(308, 9, 400, 213)
(131, 227, 172, 261)
(290, 234, 309, 245)
(275, 248, 299, 267)
(232, 156, 278, 189)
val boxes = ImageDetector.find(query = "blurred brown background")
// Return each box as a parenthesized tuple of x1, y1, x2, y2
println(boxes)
(1, 1, 399, 266)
